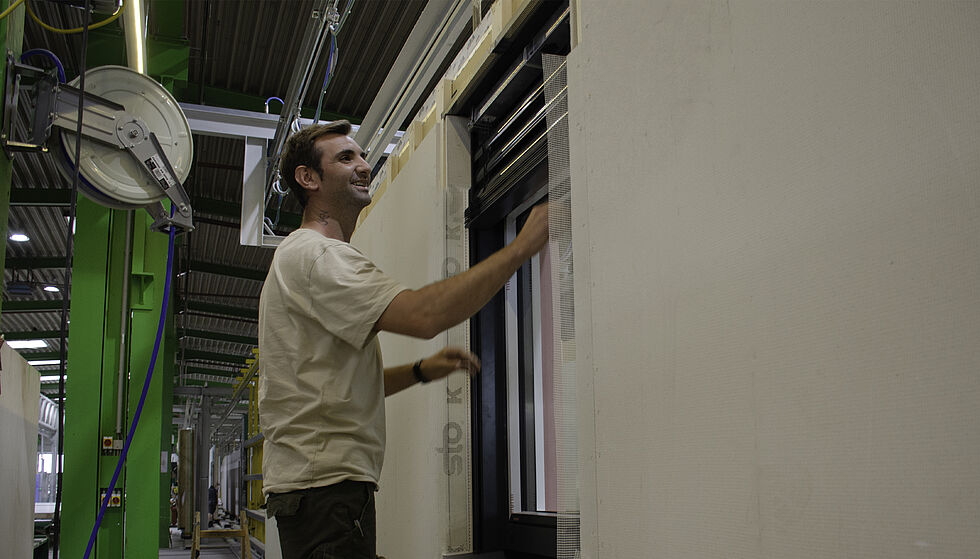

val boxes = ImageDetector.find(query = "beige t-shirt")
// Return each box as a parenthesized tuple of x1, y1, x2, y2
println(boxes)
(258, 228, 406, 496)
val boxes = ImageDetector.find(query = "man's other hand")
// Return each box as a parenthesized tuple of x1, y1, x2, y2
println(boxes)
(421, 347, 481, 381)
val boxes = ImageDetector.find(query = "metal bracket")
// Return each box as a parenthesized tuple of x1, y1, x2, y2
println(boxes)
(1, 52, 59, 153)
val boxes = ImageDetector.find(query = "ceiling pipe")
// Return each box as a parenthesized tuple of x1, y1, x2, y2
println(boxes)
(264, 0, 335, 192)
(354, 0, 472, 167)
(123, 0, 146, 74)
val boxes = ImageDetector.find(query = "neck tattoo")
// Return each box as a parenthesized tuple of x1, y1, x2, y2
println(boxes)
(314, 210, 330, 226)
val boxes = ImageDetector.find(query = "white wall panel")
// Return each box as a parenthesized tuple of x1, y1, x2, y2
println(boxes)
(352, 121, 465, 559)
(568, 2, 980, 557)
(0, 346, 41, 559)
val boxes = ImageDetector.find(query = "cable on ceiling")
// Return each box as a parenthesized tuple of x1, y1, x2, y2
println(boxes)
(311, 30, 337, 124)
(312, 0, 354, 124)
(26, 0, 124, 34)
(338, 0, 354, 31)
(0, 0, 25, 21)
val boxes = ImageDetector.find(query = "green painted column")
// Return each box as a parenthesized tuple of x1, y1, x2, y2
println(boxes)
(62, 202, 175, 559)
(0, 0, 26, 315)
(62, 200, 125, 559)
(123, 209, 173, 558)
(159, 316, 177, 547)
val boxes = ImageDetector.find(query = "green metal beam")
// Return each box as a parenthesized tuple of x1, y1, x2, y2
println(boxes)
(190, 261, 266, 281)
(1, 329, 61, 339)
(185, 366, 243, 377)
(85, 25, 189, 84)
(182, 329, 256, 346)
(18, 350, 61, 360)
(179, 378, 234, 387)
(1, 300, 63, 312)
(9, 189, 71, 206)
(7, 190, 255, 215)
(85, 29, 127, 69)
(181, 300, 258, 320)
(2, 298, 253, 322)
(4, 256, 68, 269)
(180, 349, 249, 365)
(149, 0, 185, 38)
(7, 191, 304, 228)
(191, 196, 239, 218)
(147, 37, 191, 82)
(5, 253, 268, 282)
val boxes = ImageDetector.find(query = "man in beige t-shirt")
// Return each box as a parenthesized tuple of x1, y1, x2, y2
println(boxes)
(259, 120, 548, 559)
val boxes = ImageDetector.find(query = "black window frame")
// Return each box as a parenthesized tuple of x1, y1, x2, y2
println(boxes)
(461, 2, 571, 556)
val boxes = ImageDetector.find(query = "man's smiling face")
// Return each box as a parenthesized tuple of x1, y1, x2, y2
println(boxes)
(311, 133, 372, 210)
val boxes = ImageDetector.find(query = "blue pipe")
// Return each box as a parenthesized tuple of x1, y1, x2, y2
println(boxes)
(312, 32, 337, 124)
(21, 48, 66, 83)
(264, 96, 284, 114)
(82, 212, 177, 559)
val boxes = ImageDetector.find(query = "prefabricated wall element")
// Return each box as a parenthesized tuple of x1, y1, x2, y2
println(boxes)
(177, 428, 194, 533)
(0, 345, 41, 559)
(220, 449, 239, 514)
(264, 511, 283, 559)
(353, 117, 474, 557)
(567, 2, 980, 558)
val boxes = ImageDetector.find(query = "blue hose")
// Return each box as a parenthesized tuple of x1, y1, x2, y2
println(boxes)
(264, 96, 284, 114)
(82, 213, 177, 559)
(21, 48, 66, 83)
(312, 32, 337, 124)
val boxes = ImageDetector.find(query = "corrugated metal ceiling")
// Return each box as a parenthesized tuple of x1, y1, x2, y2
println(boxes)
(185, 0, 428, 120)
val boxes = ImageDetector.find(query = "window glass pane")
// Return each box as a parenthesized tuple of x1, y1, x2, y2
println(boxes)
(509, 201, 558, 513)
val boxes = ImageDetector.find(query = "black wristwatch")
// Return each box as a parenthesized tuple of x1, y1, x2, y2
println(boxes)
(413, 359, 430, 383)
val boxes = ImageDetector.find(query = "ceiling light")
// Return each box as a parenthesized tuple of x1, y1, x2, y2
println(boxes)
(44, 285, 60, 293)
(39, 376, 65, 383)
(9, 233, 29, 242)
(125, 0, 146, 74)
(7, 339, 48, 349)
(28, 359, 61, 367)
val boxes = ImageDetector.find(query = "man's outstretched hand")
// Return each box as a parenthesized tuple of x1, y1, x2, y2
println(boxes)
(420, 347, 481, 382)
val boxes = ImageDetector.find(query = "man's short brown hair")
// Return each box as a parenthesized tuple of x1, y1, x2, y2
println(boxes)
(279, 120, 353, 207)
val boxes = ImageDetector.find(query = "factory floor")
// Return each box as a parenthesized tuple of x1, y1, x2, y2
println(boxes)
(160, 524, 247, 559)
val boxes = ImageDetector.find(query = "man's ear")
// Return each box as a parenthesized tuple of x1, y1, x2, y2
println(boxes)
(295, 165, 319, 192)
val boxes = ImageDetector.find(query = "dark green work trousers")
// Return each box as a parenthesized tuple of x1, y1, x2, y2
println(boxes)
(267, 480, 376, 559)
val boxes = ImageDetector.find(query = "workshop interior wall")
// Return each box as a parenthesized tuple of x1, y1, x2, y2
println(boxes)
(352, 122, 452, 559)
(567, 1, 980, 558)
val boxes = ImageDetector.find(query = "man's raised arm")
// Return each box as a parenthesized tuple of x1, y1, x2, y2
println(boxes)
(375, 203, 549, 339)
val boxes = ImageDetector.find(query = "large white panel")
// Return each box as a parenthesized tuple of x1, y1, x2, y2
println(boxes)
(0, 346, 41, 559)
(568, 1, 980, 557)
(353, 121, 472, 558)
